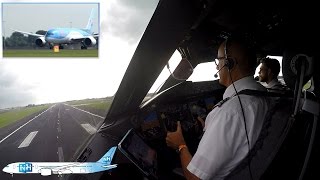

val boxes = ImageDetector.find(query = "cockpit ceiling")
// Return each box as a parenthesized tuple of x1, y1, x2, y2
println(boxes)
(180, 0, 318, 64)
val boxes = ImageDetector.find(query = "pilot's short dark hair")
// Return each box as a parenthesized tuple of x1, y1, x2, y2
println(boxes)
(261, 57, 281, 77)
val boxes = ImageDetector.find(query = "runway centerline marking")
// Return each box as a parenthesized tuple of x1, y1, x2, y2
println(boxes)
(0, 105, 56, 144)
(58, 147, 64, 162)
(81, 124, 97, 135)
(18, 131, 38, 148)
(57, 122, 61, 133)
(58, 107, 61, 119)
(63, 103, 104, 119)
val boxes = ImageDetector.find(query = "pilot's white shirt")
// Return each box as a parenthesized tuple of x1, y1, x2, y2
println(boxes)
(187, 76, 268, 180)
(266, 79, 283, 89)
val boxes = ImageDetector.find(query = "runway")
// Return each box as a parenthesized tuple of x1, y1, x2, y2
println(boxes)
(0, 103, 105, 180)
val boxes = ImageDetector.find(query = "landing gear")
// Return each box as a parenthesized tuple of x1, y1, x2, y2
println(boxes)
(81, 42, 88, 50)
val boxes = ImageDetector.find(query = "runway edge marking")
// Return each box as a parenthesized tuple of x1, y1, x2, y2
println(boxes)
(63, 103, 104, 119)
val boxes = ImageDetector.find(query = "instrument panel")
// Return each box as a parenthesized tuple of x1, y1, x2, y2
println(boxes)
(139, 96, 218, 140)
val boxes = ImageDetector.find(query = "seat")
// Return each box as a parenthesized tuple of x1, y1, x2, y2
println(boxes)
(226, 51, 319, 180)
(261, 90, 319, 180)
(225, 91, 294, 180)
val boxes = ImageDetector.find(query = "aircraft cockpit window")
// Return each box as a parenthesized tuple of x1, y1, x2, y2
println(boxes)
(148, 50, 182, 94)
(187, 56, 284, 83)
(187, 62, 217, 82)
(46, 31, 54, 36)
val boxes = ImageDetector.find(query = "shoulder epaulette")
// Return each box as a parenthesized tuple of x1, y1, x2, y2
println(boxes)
(213, 97, 231, 108)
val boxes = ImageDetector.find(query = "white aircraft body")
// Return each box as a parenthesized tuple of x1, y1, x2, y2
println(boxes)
(2, 146, 117, 177)
(12, 9, 98, 49)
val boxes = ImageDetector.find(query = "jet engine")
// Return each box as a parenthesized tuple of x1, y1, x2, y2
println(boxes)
(35, 37, 46, 47)
(83, 36, 97, 47)
(40, 168, 52, 176)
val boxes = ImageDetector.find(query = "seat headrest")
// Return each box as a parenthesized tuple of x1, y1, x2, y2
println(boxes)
(282, 50, 314, 90)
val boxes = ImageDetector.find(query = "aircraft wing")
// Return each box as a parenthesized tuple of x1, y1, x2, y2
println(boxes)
(69, 35, 98, 43)
(11, 29, 44, 37)
(69, 37, 85, 43)
(70, 35, 97, 41)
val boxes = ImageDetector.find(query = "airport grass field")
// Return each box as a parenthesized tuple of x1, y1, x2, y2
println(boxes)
(66, 98, 112, 111)
(66, 97, 113, 117)
(3, 49, 98, 57)
(0, 105, 50, 128)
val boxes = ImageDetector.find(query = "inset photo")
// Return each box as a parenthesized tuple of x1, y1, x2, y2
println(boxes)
(2, 3, 99, 57)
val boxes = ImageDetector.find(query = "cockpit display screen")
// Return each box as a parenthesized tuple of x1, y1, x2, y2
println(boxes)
(118, 129, 158, 179)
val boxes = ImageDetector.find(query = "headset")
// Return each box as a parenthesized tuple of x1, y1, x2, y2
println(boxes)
(225, 38, 253, 180)
(224, 39, 235, 70)
(214, 39, 236, 78)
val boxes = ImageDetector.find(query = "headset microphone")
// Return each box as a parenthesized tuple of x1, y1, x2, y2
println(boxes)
(214, 64, 227, 78)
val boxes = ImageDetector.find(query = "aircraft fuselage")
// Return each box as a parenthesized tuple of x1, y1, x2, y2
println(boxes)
(2, 162, 117, 176)
(45, 28, 91, 44)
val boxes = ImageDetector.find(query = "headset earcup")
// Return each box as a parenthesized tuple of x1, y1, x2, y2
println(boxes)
(226, 58, 234, 69)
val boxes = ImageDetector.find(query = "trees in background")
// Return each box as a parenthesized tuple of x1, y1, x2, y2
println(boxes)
(2, 36, 5, 49)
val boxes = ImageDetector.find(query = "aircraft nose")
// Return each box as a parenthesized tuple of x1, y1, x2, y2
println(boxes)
(3, 167, 8, 173)
(2, 165, 10, 173)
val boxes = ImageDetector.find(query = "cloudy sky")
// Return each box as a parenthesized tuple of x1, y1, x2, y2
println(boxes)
(0, 0, 159, 109)
(2, 3, 99, 37)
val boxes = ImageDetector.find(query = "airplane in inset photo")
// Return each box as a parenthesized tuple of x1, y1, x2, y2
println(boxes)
(2, 146, 117, 177)
(12, 8, 98, 50)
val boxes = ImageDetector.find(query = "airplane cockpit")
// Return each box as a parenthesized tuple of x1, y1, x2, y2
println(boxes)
(64, 0, 319, 179)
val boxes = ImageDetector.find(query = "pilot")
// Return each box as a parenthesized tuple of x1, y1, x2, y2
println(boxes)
(166, 37, 269, 179)
(258, 57, 286, 91)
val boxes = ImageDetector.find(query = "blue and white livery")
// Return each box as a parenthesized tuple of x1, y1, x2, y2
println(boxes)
(12, 9, 98, 49)
(2, 146, 117, 177)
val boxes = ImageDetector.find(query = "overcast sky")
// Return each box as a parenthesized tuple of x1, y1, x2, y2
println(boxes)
(2, 3, 99, 37)
(0, 0, 159, 109)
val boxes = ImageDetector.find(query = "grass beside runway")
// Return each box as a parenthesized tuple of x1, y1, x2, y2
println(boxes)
(77, 101, 112, 111)
(0, 105, 50, 128)
(66, 98, 113, 117)
(66, 98, 113, 110)
(3, 49, 98, 57)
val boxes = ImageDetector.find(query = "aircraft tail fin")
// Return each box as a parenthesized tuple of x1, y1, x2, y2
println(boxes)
(85, 8, 95, 33)
(97, 146, 117, 164)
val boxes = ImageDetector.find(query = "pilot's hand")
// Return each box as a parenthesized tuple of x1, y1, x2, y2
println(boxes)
(166, 121, 186, 150)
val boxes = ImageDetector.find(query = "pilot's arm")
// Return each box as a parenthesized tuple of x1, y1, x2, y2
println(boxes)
(166, 121, 200, 180)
